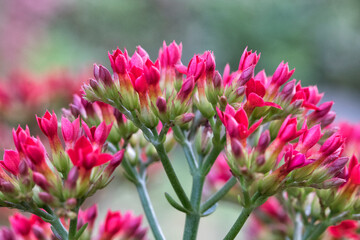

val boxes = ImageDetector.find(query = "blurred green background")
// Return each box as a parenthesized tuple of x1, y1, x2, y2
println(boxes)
(0, 0, 360, 239)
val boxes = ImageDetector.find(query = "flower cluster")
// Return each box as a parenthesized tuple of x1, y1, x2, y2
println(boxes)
(0, 41, 357, 240)
(0, 110, 124, 237)
(0, 205, 147, 240)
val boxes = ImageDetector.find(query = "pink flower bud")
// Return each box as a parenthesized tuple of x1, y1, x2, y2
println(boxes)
(1, 150, 20, 176)
(66, 167, 79, 189)
(280, 79, 296, 101)
(0, 227, 15, 240)
(176, 76, 195, 103)
(18, 161, 28, 177)
(320, 111, 336, 128)
(89, 78, 99, 90)
(297, 124, 322, 152)
(61, 117, 80, 146)
(187, 55, 205, 81)
(101, 210, 122, 237)
(277, 116, 304, 143)
(66, 198, 77, 209)
(108, 48, 129, 75)
(159, 41, 182, 67)
(105, 149, 125, 176)
(33, 172, 51, 191)
(320, 134, 344, 157)
(308, 101, 333, 122)
(213, 71, 222, 89)
(271, 61, 295, 87)
(36, 110, 58, 139)
(238, 47, 260, 72)
(12, 125, 30, 154)
(98, 65, 113, 86)
(82, 121, 113, 147)
(203, 51, 216, 77)
(24, 137, 46, 165)
(327, 157, 349, 176)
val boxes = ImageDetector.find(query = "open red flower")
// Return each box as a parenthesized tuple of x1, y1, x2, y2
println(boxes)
(67, 136, 113, 170)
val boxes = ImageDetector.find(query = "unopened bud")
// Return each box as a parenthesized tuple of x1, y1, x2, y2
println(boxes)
(19, 161, 28, 177)
(231, 139, 243, 158)
(219, 96, 228, 109)
(156, 97, 167, 113)
(99, 65, 113, 86)
(105, 150, 125, 176)
(0, 180, 14, 193)
(280, 79, 296, 101)
(213, 71, 222, 89)
(174, 113, 194, 125)
(33, 172, 51, 191)
(235, 86, 245, 97)
(0, 227, 15, 240)
(322, 178, 346, 188)
(38, 192, 54, 204)
(66, 167, 79, 189)
(89, 79, 99, 90)
(66, 198, 77, 209)
(256, 155, 265, 166)
(320, 111, 336, 128)
(256, 130, 270, 153)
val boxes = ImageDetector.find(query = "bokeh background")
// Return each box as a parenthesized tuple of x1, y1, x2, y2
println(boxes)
(0, 0, 359, 239)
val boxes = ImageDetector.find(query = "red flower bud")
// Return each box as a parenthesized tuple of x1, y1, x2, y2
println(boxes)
(176, 76, 195, 103)
(108, 48, 129, 75)
(36, 110, 58, 139)
(271, 61, 295, 87)
(1, 150, 20, 176)
(82, 121, 113, 147)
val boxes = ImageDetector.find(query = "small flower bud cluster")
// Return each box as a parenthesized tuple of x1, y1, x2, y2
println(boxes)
(0, 205, 148, 240)
(0, 110, 124, 218)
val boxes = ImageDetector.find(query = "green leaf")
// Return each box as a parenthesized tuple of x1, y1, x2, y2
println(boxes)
(74, 223, 88, 240)
(164, 192, 190, 214)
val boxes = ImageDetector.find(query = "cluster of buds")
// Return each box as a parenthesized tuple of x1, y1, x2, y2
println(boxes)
(0, 110, 124, 221)
(0, 204, 147, 240)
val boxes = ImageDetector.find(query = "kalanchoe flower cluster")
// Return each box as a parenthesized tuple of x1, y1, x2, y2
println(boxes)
(0, 205, 148, 240)
(78, 41, 359, 240)
(0, 110, 124, 226)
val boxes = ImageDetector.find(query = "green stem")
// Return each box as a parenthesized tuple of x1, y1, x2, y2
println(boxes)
(183, 174, 205, 240)
(200, 143, 224, 176)
(136, 178, 165, 240)
(200, 176, 237, 213)
(223, 206, 254, 240)
(154, 143, 192, 211)
(50, 217, 69, 240)
(68, 207, 79, 240)
(304, 222, 328, 240)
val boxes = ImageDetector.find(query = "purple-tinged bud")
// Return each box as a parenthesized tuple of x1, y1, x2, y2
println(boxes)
(239, 65, 255, 85)
(32, 225, 46, 240)
(38, 192, 54, 204)
(287, 153, 306, 171)
(177, 76, 195, 103)
(292, 99, 303, 109)
(213, 71, 222, 89)
(66, 167, 79, 189)
(85, 205, 98, 228)
(203, 51, 216, 77)
(89, 79, 99, 90)
(66, 198, 77, 209)
(271, 61, 295, 87)
(70, 104, 81, 117)
(308, 101, 333, 122)
(133, 228, 148, 240)
(257, 130, 270, 153)
(231, 139, 243, 158)
(297, 124, 322, 152)
(219, 96, 228, 108)
(0, 227, 15, 240)
(320, 111, 336, 128)
(327, 157, 349, 176)
(99, 65, 113, 86)
(19, 161, 28, 177)
(280, 79, 296, 101)
(105, 150, 125, 176)
(235, 86, 246, 97)
(113, 109, 124, 125)
(33, 172, 51, 191)
(256, 155, 265, 166)
(321, 178, 346, 188)
(156, 97, 167, 113)
(93, 64, 100, 80)
(320, 134, 344, 157)
(174, 113, 195, 125)
(0, 180, 14, 193)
